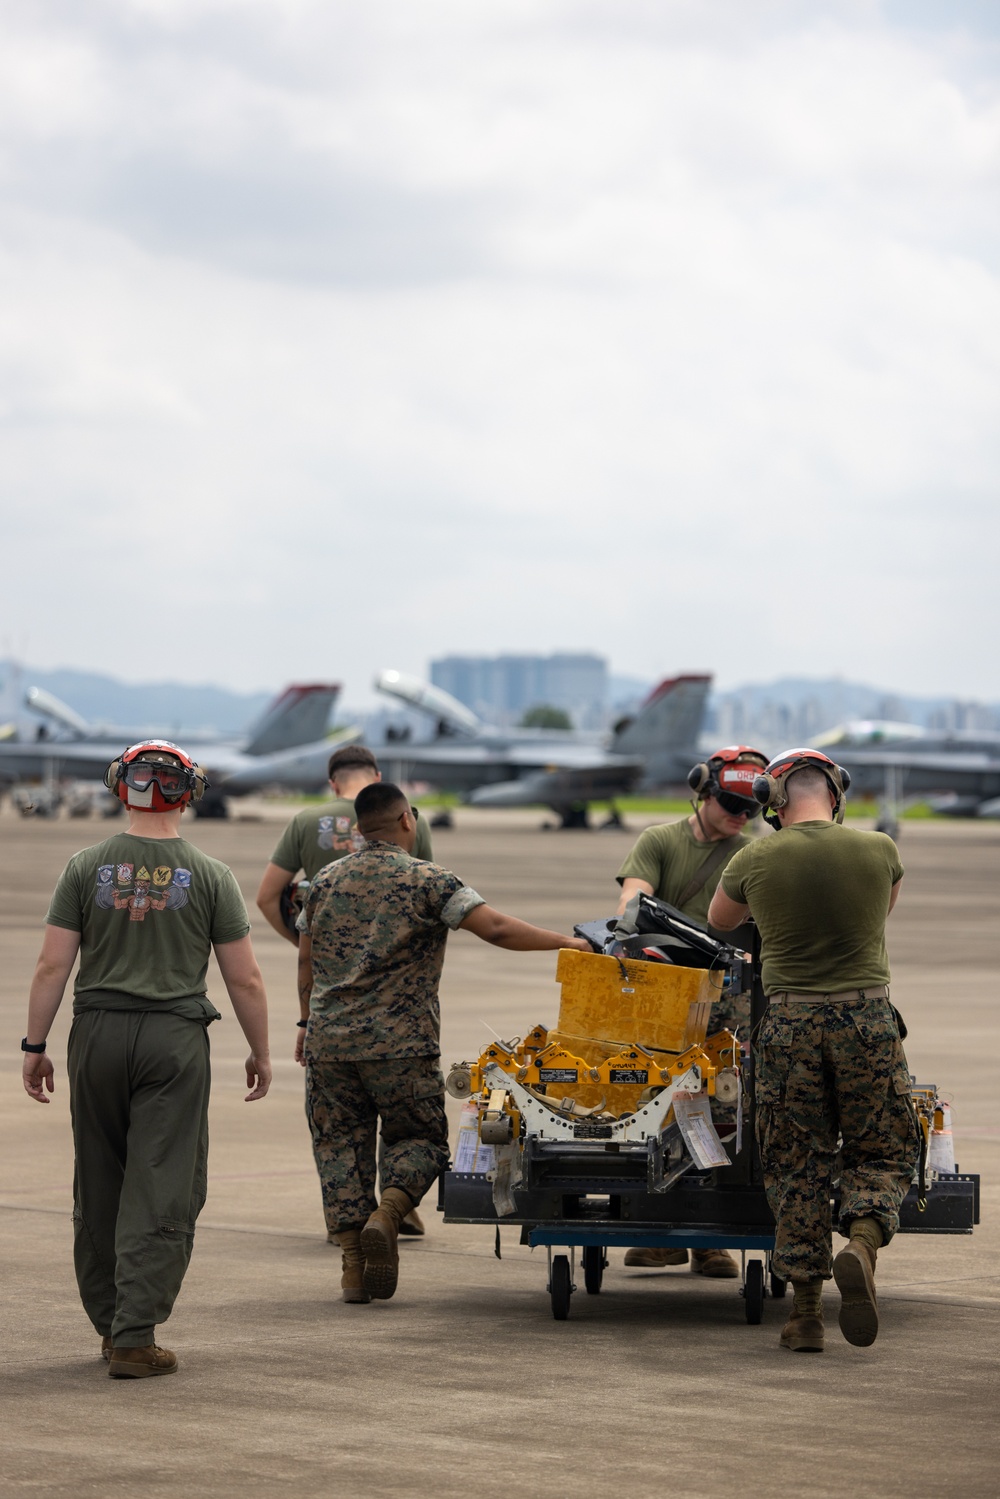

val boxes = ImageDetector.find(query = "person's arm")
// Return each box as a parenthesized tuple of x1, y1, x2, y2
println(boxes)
(213, 935, 272, 1101)
(616, 876, 654, 917)
(706, 886, 750, 931)
(255, 861, 299, 946)
(294, 933, 313, 1066)
(888, 877, 902, 914)
(22, 925, 81, 1102)
(459, 905, 590, 952)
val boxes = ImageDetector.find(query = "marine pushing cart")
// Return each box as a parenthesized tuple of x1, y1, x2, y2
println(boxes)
(438, 897, 979, 1322)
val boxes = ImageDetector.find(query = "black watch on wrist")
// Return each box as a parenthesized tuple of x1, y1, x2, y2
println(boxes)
(21, 1038, 46, 1054)
(296, 1019, 308, 1029)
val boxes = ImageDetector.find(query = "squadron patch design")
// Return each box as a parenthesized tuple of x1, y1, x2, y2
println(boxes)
(95, 861, 192, 920)
(317, 815, 364, 856)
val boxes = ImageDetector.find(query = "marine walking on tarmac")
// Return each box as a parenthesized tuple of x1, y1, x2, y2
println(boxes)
(708, 747, 920, 1352)
(615, 744, 768, 1277)
(20, 741, 271, 1379)
(295, 781, 590, 1304)
(256, 744, 433, 1239)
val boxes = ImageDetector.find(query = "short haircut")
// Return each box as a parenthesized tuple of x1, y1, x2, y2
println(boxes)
(786, 766, 833, 799)
(328, 744, 379, 781)
(354, 781, 408, 835)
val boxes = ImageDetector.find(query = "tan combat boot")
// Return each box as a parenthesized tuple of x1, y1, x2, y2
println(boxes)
(691, 1248, 739, 1278)
(780, 1278, 825, 1352)
(339, 1228, 371, 1304)
(361, 1187, 413, 1300)
(624, 1246, 689, 1268)
(100, 1335, 113, 1363)
(108, 1343, 178, 1378)
(833, 1218, 881, 1346)
(398, 1208, 426, 1237)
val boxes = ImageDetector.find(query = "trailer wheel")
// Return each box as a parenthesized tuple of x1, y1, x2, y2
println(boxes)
(582, 1245, 605, 1295)
(770, 1269, 788, 1300)
(550, 1255, 572, 1319)
(745, 1258, 764, 1324)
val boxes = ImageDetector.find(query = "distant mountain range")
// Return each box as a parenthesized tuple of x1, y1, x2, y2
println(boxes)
(3, 660, 997, 743)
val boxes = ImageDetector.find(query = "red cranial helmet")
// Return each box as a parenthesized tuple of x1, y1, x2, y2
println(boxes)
(752, 747, 851, 828)
(104, 740, 208, 812)
(687, 745, 770, 818)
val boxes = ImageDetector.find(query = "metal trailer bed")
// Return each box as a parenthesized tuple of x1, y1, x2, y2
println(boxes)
(439, 948, 980, 1323)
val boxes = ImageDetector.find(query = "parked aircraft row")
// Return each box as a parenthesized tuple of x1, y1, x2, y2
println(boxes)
(4, 673, 999, 824)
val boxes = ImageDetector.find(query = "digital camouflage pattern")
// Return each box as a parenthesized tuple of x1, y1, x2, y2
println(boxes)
(756, 998, 919, 1281)
(297, 841, 484, 1058)
(304, 1048, 449, 1233)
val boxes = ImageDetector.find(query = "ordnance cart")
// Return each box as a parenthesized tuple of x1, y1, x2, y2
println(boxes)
(439, 902, 979, 1322)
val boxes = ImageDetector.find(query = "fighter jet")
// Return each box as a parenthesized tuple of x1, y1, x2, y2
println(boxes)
(373, 669, 711, 824)
(0, 682, 348, 816)
(813, 720, 1000, 823)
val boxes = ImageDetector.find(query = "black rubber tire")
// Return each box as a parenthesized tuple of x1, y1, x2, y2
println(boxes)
(770, 1268, 788, 1299)
(550, 1255, 572, 1320)
(745, 1258, 765, 1324)
(582, 1245, 605, 1295)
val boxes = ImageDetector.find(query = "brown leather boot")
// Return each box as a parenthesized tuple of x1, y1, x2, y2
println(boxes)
(780, 1278, 824, 1352)
(691, 1248, 739, 1278)
(100, 1336, 113, 1363)
(339, 1228, 371, 1304)
(108, 1344, 178, 1379)
(398, 1208, 426, 1237)
(833, 1234, 879, 1346)
(624, 1247, 689, 1267)
(361, 1187, 413, 1300)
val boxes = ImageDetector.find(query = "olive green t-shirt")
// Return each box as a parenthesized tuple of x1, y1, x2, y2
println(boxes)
(46, 833, 250, 1002)
(720, 821, 903, 995)
(616, 818, 753, 925)
(271, 798, 433, 881)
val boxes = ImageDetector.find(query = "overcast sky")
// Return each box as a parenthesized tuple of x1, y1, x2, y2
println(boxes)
(1, 0, 997, 704)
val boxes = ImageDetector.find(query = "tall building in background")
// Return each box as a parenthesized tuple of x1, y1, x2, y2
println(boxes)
(430, 653, 608, 729)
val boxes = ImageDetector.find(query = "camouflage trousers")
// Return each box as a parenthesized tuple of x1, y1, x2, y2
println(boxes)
(304, 1050, 449, 1236)
(755, 997, 919, 1282)
(709, 987, 750, 1040)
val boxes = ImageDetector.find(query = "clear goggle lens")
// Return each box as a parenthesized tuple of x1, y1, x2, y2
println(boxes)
(122, 762, 192, 797)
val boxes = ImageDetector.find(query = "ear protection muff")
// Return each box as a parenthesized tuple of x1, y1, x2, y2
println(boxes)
(687, 763, 711, 796)
(104, 757, 124, 795)
(755, 752, 851, 829)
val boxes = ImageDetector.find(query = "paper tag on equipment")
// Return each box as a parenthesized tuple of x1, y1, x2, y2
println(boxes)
(672, 1092, 731, 1169)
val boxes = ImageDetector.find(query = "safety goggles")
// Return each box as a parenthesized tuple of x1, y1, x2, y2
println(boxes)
(716, 790, 760, 818)
(122, 760, 195, 798)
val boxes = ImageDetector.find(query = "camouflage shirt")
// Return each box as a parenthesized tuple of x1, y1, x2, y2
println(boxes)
(297, 840, 485, 1057)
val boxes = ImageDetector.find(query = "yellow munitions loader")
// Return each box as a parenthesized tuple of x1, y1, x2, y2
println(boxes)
(440, 908, 979, 1322)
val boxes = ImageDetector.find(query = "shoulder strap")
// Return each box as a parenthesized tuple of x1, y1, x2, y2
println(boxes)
(675, 834, 742, 910)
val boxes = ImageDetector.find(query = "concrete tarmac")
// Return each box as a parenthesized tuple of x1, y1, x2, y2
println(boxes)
(1, 803, 997, 1497)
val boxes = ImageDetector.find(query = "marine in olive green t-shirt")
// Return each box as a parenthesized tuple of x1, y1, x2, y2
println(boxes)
(616, 818, 753, 925)
(270, 797, 433, 882)
(720, 821, 903, 995)
(45, 833, 250, 1002)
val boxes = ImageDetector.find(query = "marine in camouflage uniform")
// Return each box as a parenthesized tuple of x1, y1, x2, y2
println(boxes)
(297, 781, 585, 1301)
(298, 840, 484, 1234)
(711, 753, 919, 1349)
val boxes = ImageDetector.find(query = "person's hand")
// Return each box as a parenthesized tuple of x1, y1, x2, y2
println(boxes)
(244, 1053, 272, 1101)
(294, 1026, 307, 1067)
(22, 1053, 55, 1103)
(566, 936, 594, 952)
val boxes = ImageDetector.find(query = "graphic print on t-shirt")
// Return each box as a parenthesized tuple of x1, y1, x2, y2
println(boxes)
(317, 814, 363, 857)
(95, 861, 192, 921)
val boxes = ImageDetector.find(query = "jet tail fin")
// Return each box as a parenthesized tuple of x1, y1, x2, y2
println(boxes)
(242, 684, 340, 757)
(611, 674, 711, 786)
